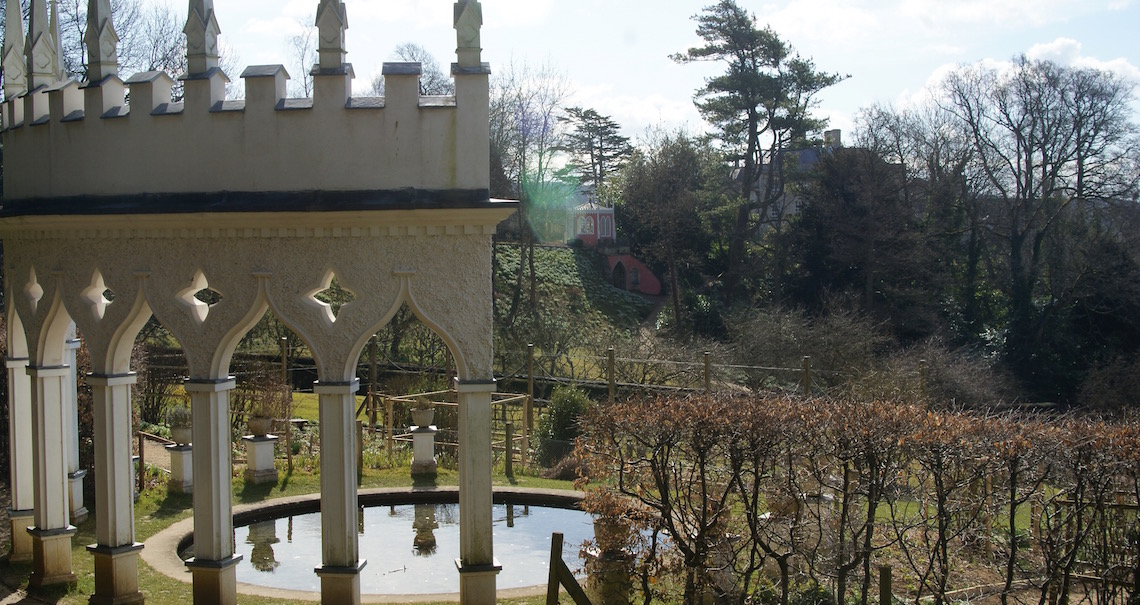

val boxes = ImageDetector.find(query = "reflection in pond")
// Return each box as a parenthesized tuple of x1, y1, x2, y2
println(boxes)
(246, 520, 280, 572)
(229, 502, 594, 595)
(412, 503, 438, 556)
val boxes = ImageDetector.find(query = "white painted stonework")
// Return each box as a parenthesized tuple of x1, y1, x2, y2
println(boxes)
(1, 1, 512, 604)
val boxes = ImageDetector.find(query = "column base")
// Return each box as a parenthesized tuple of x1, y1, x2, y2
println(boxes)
(456, 558, 501, 605)
(167, 445, 193, 494)
(27, 526, 78, 588)
(410, 459, 438, 476)
(69, 470, 90, 525)
(87, 543, 145, 605)
(5, 509, 35, 562)
(315, 561, 367, 605)
(243, 467, 280, 484)
(185, 555, 242, 605)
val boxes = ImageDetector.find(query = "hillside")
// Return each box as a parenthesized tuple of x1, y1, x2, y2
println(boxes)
(493, 244, 654, 333)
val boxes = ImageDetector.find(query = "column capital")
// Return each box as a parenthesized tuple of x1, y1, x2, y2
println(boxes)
(184, 377, 236, 393)
(6, 357, 31, 369)
(27, 365, 70, 378)
(86, 372, 137, 387)
(454, 378, 495, 394)
(313, 379, 360, 395)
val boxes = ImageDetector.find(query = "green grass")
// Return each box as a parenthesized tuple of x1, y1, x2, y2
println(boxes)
(2, 464, 576, 604)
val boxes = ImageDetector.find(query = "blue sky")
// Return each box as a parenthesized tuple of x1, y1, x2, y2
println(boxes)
(153, 0, 1139, 142)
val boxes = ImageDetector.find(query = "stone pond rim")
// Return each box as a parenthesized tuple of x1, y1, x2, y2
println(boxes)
(141, 486, 586, 603)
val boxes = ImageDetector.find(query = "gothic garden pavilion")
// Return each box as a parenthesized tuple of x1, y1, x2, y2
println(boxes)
(0, 1, 515, 603)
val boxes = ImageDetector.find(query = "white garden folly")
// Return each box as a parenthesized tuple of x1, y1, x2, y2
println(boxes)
(1, 1, 514, 603)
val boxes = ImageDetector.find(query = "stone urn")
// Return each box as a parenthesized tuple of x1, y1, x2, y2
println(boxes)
(592, 517, 632, 554)
(171, 426, 193, 446)
(411, 408, 434, 428)
(247, 416, 273, 437)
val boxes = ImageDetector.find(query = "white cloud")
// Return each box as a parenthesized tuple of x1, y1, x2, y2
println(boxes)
(1027, 38, 1140, 81)
(754, 0, 880, 47)
(898, 0, 1070, 30)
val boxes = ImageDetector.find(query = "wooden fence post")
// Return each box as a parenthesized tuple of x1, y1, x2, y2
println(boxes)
(281, 337, 293, 473)
(525, 343, 534, 466)
(704, 351, 711, 392)
(802, 355, 812, 396)
(879, 564, 892, 605)
(369, 336, 378, 430)
(386, 397, 394, 466)
(505, 422, 514, 479)
(607, 347, 615, 405)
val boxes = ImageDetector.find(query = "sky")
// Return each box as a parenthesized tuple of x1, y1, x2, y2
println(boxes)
(144, 0, 1140, 144)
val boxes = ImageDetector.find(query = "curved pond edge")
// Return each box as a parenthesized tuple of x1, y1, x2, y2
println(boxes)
(140, 486, 586, 603)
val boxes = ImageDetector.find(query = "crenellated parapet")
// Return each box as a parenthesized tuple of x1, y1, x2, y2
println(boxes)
(1, 0, 493, 212)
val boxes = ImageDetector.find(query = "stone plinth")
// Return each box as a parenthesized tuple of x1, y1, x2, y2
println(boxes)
(185, 555, 241, 605)
(68, 472, 88, 526)
(410, 425, 437, 476)
(87, 542, 145, 605)
(167, 445, 193, 494)
(242, 435, 278, 485)
(28, 526, 78, 588)
(5, 508, 34, 562)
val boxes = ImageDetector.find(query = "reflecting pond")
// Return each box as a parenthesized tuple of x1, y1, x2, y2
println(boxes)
(228, 502, 594, 594)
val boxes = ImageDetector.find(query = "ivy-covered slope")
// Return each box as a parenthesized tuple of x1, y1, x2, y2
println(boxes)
(494, 245, 654, 332)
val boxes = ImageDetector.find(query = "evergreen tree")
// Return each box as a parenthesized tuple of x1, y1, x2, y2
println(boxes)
(559, 106, 631, 203)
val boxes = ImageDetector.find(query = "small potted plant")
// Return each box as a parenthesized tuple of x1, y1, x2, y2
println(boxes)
(166, 404, 192, 446)
(245, 379, 292, 438)
(410, 397, 435, 428)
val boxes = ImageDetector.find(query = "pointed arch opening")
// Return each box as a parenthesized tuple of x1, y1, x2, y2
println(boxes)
(355, 302, 458, 470)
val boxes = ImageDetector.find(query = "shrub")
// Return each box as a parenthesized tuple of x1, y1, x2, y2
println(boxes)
(536, 386, 591, 467)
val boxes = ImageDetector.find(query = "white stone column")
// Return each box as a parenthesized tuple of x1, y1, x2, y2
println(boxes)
(5, 357, 35, 562)
(455, 379, 499, 604)
(86, 373, 144, 605)
(26, 364, 77, 588)
(313, 380, 364, 605)
(63, 335, 88, 524)
(183, 378, 240, 605)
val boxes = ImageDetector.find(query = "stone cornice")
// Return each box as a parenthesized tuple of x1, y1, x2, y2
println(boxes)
(0, 204, 517, 240)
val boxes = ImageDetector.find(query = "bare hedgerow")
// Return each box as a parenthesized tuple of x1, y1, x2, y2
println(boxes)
(725, 305, 892, 393)
(846, 338, 1019, 407)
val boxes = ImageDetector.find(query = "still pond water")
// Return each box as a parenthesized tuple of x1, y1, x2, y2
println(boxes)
(226, 503, 594, 594)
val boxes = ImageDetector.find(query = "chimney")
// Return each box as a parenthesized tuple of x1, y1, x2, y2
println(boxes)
(824, 129, 841, 149)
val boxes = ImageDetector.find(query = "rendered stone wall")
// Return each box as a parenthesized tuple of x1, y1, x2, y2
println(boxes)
(1, 66, 490, 201)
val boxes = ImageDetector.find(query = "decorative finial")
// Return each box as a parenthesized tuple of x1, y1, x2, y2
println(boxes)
(84, 0, 119, 81)
(184, 0, 220, 75)
(50, 0, 65, 80)
(453, 0, 482, 68)
(314, 0, 348, 70)
(26, 0, 58, 88)
(3, 0, 28, 97)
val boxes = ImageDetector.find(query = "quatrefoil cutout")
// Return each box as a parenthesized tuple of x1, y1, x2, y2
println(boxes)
(309, 272, 357, 323)
(81, 269, 116, 320)
(24, 267, 44, 314)
(177, 270, 223, 324)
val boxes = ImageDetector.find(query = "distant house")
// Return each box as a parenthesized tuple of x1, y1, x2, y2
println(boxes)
(563, 192, 662, 296)
(568, 201, 616, 247)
